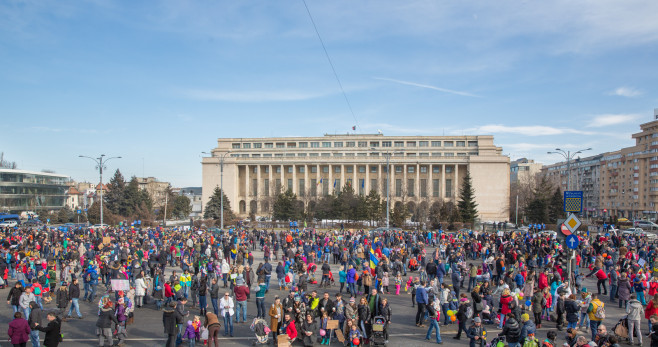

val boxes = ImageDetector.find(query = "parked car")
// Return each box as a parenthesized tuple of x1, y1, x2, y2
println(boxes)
(22, 219, 41, 227)
(90, 224, 109, 230)
(0, 220, 18, 227)
(634, 220, 658, 230)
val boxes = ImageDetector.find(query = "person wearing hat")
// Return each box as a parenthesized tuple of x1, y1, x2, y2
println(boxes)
(466, 317, 486, 347)
(523, 332, 540, 347)
(233, 278, 249, 323)
(96, 298, 118, 347)
(520, 313, 536, 345)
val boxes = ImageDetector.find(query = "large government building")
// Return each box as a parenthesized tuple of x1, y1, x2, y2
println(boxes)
(202, 134, 510, 222)
(0, 169, 70, 212)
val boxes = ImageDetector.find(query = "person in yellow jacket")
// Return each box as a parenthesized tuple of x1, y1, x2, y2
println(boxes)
(586, 294, 605, 341)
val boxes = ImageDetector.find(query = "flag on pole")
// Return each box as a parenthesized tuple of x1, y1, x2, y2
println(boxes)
(317, 178, 323, 186)
(333, 179, 336, 188)
(361, 180, 365, 188)
(369, 248, 379, 269)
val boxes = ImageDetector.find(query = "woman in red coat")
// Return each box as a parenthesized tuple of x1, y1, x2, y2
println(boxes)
(281, 312, 297, 343)
(645, 294, 658, 333)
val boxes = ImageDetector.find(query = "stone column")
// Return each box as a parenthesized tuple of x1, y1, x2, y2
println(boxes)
(441, 164, 446, 198)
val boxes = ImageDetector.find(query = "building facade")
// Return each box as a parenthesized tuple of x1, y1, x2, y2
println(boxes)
(202, 134, 510, 221)
(136, 177, 170, 206)
(0, 169, 70, 212)
(510, 158, 542, 184)
(178, 187, 203, 218)
(542, 109, 658, 220)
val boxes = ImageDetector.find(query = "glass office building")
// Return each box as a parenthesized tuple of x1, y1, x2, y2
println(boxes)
(0, 169, 70, 212)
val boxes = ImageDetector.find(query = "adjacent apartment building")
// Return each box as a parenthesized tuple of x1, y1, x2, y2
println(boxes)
(201, 134, 510, 221)
(542, 109, 658, 220)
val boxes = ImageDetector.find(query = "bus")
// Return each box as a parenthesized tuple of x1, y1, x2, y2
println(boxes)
(0, 213, 21, 226)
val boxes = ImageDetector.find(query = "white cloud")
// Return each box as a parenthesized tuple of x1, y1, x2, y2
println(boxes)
(179, 89, 332, 102)
(608, 87, 643, 98)
(586, 114, 641, 127)
(463, 124, 596, 136)
(373, 77, 480, 97)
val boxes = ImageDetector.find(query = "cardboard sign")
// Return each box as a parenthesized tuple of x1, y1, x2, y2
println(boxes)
(103, 237, 111, 244)
(326, 320, 339, 330)
(277, 334, 290, 347)
(335, 329, 345, 343)
(111, 279, 130, 291)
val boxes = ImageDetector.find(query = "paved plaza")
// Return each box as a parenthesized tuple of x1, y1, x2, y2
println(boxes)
(0, 246, 646, 347)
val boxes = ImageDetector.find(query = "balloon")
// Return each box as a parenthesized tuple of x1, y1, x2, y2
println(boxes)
(518, 293, 523, 297)
(320, 329, 326, 336)
(353, 338, 360, 345)
(451, 316, 457, 322)
(602, 253, 607, 258)
(525, 300, 531, 306)
(447, 310, 454, 316)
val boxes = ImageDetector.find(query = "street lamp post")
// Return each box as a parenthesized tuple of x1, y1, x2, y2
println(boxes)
(203, 151, 231, 230)
(371, 149, 403, 228)
(547, 147, 591, 293)
(79, 154, 121, 226)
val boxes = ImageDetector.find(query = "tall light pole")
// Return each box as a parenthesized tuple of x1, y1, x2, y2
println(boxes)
(79, 154, 121, 226)
(203, 151, 231, 230)
(371, 149, 403, 228)
(547, 147, 591, 293)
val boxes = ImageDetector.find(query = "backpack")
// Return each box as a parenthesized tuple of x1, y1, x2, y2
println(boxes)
(523, 338, 539, 347)
(85, 272, 92, 283)
(465, 305, 473, 319)
(593, 302, 606, 319)
(34, 286, 41, 295)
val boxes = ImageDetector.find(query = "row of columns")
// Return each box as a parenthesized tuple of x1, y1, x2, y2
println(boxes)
(240, 163, 461, 199)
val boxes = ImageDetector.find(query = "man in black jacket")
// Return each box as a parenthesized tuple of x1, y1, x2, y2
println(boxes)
(55, 283, 69, 318)
(499, 313, 522, 347)
(163, 301, 182, 347)
(66, 277, 83, 319)
(34, 312, 62, 347)
(96, 301, 119, 347)
(318, 292, 334, 317)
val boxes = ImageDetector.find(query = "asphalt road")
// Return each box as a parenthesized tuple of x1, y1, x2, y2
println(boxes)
(0, 246, 647, 347)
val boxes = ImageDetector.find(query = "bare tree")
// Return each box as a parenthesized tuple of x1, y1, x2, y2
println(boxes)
(0, 152, 17, 169)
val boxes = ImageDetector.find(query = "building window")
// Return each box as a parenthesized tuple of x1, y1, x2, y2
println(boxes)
(322, 142, 331, 148)
(394, 141, 404, 147)
(357, 153, 367, 157)
(382, 141, 391, 147)
(334, 166, 341, 173)
(468, 141, 478, 147)
(299, 179, 305, 194)
(309, 153, 319, 157)
(408, 166, 415, 173)
(433, 166, 440, 173)
(432, 152, 441, 157)
(370, 152, 379, 156)
(420, 153, 429, 157)
(285, 153, 295, 157)
(253, 143, 262, 148)
(241, 154, 249, 158)
(334, 179, 341, 190)
(298, 153, 307, 157)
(346, 141, 355, 147)
(252, 154, 260, 157)
(322, 179, 329, 196)
(232, 143, 241, 149)
(334, 153, 343, 157)
(287, 179, 293, 191)
(276, 143, 285, 148)
(310, 179, 317, 196)
(456, 141, 466, 147)
(359, 166, 366, 173)
(299, 166, 305, 173)
(253, 167, 258, 173)
(370, 166, 378, 173)
(395, 166, 403, 173)
(407, 153, 417, 157)
(243, 143, 251, 149)
(432, 179, 439, 197)
(446, 179, 453, 198)
(264, 167, 269, 173)
(358, 141, 368, 147)
(287, 167, 293, 173)
(265, 143, 273, 148)
(299, 142, 308, 148)
(322, 166, 329, 173)
(419, 141, 428, 147)
(263, 153, 272, 157)
(251, 179, 257, 196)
(395, 179, 402, 197)
(407, 179, 415, 197)
(420, 166, 427, 173)
(345, 153, 355, 156)
(346, 166, 353, 173)
(446, 166, 454, 173)
(321, 153, 330, 157)
(311, 142, 319, 148)
(431, 141, 441, 147)
(276, 167, 281, 173)
(371, 179, 378, 192)
(370, 141, 379, 147)
(311, 166, 317, 173)
(334, 142, 343, 147)
(407, 141, 416, 147)
(445, 152, 455, 157)
(264, 179, 270, 196)
(287, 142, 296, 148)
(359, 179, 365, 195)
(444, 141, 454, 147)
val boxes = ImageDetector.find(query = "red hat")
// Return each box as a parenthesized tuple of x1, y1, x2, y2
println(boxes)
(118, 291, 124, 296)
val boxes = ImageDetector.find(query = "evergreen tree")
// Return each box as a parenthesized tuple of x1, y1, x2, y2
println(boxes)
(390, 203, 409, 227)
(524, 176, 554, 223)
(548, 187, 564, 221)
(364, 190, 383, 225)
(457, 170, 478, 225)
(172, 195, 192, 219)
(203, 187, 235, 222)
(87, 200, 113, 225)
(273, 189, 302, 221)
(104, 169, 126, 215)
(57, 206, 73, 223)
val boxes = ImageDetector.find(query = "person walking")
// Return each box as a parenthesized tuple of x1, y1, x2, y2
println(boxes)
(8, 311, 31, 347)
(416, 281, 429, 327)
(134, 273, 147, 308)
(28, 301, 42, 347)
(210, 278, 220, 316)
(19, 287, 35, 319)
(7, 282, 23, 314)
(65, 278, 83, 319)
(163, 301, 182, 347)
(626, 293, 644, 346)
(96, 299, 118, 347)
(233, 278, 249, 323)
(587, 294, 605, 341)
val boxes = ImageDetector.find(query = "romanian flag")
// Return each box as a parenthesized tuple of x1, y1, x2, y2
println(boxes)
(230, 248, 237, 259)
(369, 248, 379, 269)
(317, 179, 323, 186)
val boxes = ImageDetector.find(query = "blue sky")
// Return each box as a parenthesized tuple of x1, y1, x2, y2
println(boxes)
(2, 0, 658, 187)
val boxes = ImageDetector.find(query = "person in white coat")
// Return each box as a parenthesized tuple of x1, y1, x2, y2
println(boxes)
(221, 260, 230, 288)
(134, 271, 148, 308)
(219, 292, 234, 337)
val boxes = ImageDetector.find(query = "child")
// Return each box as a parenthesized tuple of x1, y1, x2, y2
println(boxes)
(406, 276, 413, 293)
(381, 272, 390, 294)
(411, 277, 420, 308)
(192, 315, 202, 340)
(523, 332, 539, 347)
(184, 320, 197, 347)
(395, 273, 402, 295)
(339, 269, 346, 294)
(348, 323, 362, 347)
(319, 311, 330, 345)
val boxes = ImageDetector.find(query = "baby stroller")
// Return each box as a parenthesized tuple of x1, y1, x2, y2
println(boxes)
(613, 315, 637, 343)
(369, 316, 387, 346)
(250, 317, 270, 345)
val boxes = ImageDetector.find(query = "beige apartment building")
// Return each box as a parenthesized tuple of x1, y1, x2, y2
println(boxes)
(201, 134, 510, 222)
(542, 109, 658, 220)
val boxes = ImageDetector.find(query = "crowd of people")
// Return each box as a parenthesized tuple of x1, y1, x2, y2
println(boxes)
(1, 222, 658, 347)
